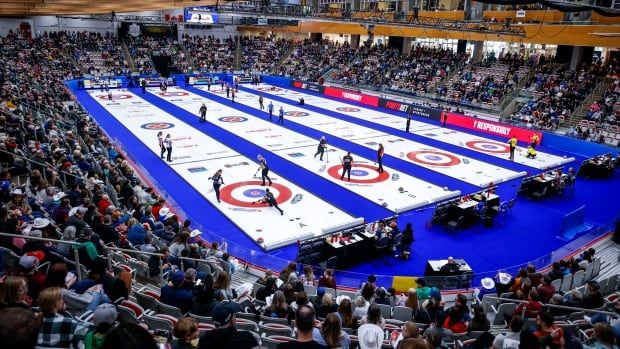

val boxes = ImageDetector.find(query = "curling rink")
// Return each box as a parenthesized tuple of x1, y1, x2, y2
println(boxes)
(149, 87, 462, 212)
(194, 85, 525, 187)
(240, 84, 575, 170)
(86, 89, 362, 250)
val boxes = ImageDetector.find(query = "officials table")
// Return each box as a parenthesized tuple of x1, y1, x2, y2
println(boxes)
(424, 259, 474, 288)
(324, 233, 370, 269)
(579, 158, 616, 178)
(445, 193, 500, 229)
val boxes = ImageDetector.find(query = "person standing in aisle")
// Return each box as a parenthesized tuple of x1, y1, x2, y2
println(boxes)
(268, 101, 274, 121)
(208, 169, 224, 203)
(164, 134, 173, 162)
(199, 103, 207, 123)
(278, 106, 284, 125)
(508, 135, 518, 161)
(255, 188, 283, 215)
(255, 154, 272, 186)
(377, 143, 385, 173)
(157, 131, 165, 159)
(314, 136, 327, 161)
(341, 152, 353, 181)
(259, 95, 264, 110)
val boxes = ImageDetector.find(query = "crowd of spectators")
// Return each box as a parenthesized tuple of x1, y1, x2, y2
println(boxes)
(125, 36, 188, 74)
(513, 63, 601, 131)
(437, 53, 526, 108)
(1, 28, 620, 349)
(239, 35, 293, 74)
(182, 34, 236, 73)
(276, 39, 356, 82)
(386, 46, 468, 95)
(327, 44, 469, 95)
(68, 31, 129, 77)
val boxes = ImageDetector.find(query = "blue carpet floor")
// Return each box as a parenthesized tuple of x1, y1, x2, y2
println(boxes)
(74, 86, 620, 287)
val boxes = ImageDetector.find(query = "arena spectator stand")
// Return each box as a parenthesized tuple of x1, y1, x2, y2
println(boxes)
(1, 30, 620, 349)
(240, 36, 293, 74)
(183, 34, 235, 73)
(69, 31, 129, 77)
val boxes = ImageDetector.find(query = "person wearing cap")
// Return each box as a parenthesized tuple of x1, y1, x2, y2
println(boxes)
(17, 255, 46, 303)
(495, 272, 514, 295)
(581, 281, 604, 309)
(439, 257, 460, 275)
(84, 303, 118, 349)
(358, 304, 385, 349)
(66, 205, 89, 236)
(8, 188, 33, 217)
(160, 270, 194, 314)
(198, 302, 258, 349)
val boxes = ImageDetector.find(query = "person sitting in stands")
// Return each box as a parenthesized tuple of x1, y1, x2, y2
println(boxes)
(581, 281, 605, 309)
(537, 275, 556, 304)
(416, 278, 431, 300)
(439, 257, 460, 275)
(533, 311, 564, 349)
(198, 302, 258, 349)
(512, 289, 543, 319)
(160, 270, 193, 314)
(256, 276, 277, 302)
(318, 269, 337, 289)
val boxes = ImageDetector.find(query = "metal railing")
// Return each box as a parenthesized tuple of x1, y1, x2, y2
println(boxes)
(0, 232, 231, 287)
(216, 5, 527, 37)
(486, 296, 619, 318)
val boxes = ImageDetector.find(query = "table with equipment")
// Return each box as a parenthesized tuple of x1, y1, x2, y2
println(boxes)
(424, 259, 474, 288)
(431, 187, 500, 230)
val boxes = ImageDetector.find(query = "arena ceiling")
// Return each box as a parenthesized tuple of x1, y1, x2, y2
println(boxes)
(0, 0, 219, 16)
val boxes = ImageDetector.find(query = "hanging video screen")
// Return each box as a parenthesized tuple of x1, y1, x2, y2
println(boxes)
(119, 22, 178, 39)
(184, 6, 219, 24)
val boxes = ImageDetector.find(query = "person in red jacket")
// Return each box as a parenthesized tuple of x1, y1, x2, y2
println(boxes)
(97, 194, 111, 215)
(513, 289, 543, 319)
(152, 197, 165, 221)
